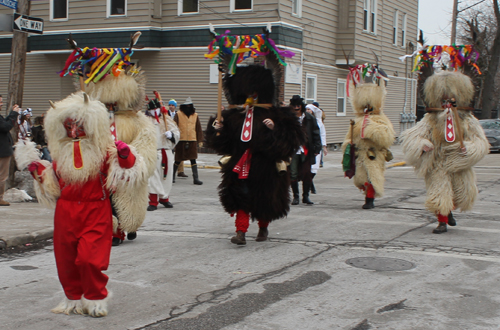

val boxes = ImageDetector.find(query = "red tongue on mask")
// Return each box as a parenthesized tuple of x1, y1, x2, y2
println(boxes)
(73, 140, 83, 169)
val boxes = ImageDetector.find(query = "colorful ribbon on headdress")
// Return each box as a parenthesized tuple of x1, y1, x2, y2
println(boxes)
(402, 44, 481, 74)
(58, 47, 135, 84)
(345, 63, 389, 96)
(205, 30, 295, 75)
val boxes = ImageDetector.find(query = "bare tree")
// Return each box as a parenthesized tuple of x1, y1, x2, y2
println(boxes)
(458, 0, 500, 118)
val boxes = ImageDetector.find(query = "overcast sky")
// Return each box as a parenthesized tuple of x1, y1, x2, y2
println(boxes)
(418, 0, 489, 45)
(418, 0, 455, 45)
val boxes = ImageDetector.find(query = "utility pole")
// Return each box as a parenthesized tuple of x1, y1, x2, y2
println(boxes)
(6, 0, 30, 115)
(451, 0, 459, 44)
(6, 0, 30, 187)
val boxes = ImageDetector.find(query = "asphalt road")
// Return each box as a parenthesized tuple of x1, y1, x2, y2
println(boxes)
(1, 146, 499, 330)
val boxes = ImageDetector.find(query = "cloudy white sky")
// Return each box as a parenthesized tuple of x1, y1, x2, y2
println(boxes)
(418, 0, 483, 45)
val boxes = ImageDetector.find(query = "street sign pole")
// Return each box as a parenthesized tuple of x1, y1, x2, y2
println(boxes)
(6, 0, 30, 188)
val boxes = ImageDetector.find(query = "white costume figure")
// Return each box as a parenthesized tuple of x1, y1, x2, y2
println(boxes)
(342, 67, 396, 209)
(400, 71, 489, 233)
(14, 92, 140, 317)
(146, 100, 180, 210)
(59, 33, 157, 245)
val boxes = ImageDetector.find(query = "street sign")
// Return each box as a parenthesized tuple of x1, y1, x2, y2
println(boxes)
(0, 0, 17, 10)
(13, 13, 43, 35)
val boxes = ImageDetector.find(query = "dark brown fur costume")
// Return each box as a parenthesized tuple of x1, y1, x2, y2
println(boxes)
(206, 65, 305, 222)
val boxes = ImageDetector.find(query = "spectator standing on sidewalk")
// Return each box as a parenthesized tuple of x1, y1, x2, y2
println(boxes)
(31, 116, 52, 162)
(0, 96, 20, 206)
(18, 108, 32, 140)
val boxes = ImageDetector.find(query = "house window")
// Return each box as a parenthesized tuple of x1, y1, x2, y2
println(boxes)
(179, 0, 199, 14)
(392, 10, 398, 45)
(401, 13, 407, 47)
(108, 0, 126, 16)
(51, 0, 68, 20)
(337, 79, 346, 116)
(363, 0, 377, 33)
(305, 74, 317, 104)
(231, 0, 252, 12)
(292, 0, 302, 17)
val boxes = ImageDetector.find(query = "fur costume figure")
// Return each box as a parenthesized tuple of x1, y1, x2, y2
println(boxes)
(146, 98, 180, 210)
(400, 71, 489, 233)
(173, 97, 204, 185)
(206, 60, 305, 245)
(341, 66, 395, 209)
(14, 92, 138, 317)
(59, 33, 157, 245)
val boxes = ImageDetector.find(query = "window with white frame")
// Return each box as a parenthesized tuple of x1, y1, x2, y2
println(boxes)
(230, 0, 252, 12)
(337, 79, 346, 116)
(108, 0, 126, 16)
(392, 10, 398, 45)
(305, 74, 317, 104)
(51, 0, 68, 20)
(363, 0, 377, 33)
(179, 0, 199, 15)
(292, 0, 302, 17)
(401, 13, 407, 47)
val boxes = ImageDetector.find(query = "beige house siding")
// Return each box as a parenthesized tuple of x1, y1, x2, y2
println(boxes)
(353, 0, 418, 75)
(0, 53, 75, 114)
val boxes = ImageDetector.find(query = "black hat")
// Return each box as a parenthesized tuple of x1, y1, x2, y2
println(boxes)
(290, 95, 304, 106)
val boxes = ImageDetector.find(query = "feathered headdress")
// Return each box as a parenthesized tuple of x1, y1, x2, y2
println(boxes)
(58, 32, 146, 112)
(205, 28, 295, 107)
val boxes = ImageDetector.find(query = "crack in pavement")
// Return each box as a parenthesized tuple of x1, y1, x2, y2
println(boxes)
(135, 247, 334, 330)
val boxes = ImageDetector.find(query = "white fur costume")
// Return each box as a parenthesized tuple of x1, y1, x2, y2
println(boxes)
(84, 68, 156, 234)
(342, 83, 395, 199)
(400, 71, 489, 216)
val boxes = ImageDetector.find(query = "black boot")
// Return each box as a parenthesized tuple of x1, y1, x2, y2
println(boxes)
(231, 231, 246, 245)
(127, 232, 137, 240)
(362, 197, 375, 209)
(291, 181, 299, 205)
(147, 205, 157, 211)
(302, 181, 314, 205)
(172, 163, 179, 183)
(310, 173, 316, 194)
(192, 164, 203, 185)
(447, 212, 456, 226)
(112, 237, 122, 246)
(256, 227, 269, 242)
(433, 222, 447, 234)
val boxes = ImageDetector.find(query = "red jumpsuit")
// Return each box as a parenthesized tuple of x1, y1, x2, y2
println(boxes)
(52, 161, 113, 301)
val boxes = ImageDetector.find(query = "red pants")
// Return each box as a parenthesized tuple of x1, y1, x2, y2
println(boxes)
(53, 199, 113, 301)
(235, 210, 269, 232)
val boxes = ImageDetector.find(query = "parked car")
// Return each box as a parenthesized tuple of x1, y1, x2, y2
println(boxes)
(479, 119, 500, 153)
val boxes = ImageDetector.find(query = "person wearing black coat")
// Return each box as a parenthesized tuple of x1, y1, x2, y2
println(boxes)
(0, 98, 21, 206)
(206, 65, 305, 246)
(289, 95, 322, 205)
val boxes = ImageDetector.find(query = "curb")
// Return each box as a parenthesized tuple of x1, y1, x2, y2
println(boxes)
(0, 228, 54, 249)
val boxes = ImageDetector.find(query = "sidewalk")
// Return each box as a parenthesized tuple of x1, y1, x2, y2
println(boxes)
(0, 202, 54, 249)
(0, 153, 225, 250)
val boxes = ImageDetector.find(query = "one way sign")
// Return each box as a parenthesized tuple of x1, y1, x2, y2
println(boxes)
(13, 13, 44, 34)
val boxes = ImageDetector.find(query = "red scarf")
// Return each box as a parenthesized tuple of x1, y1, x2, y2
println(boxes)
(233, 149, 252, 179)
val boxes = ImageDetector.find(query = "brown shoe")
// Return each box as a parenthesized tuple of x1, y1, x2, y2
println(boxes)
(432, 222, 447, 234)
(0, 199, 10, 206)
(256, 227, 268, 242)
(230, 231, 246, 245)
(177, 172, 188, 178)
